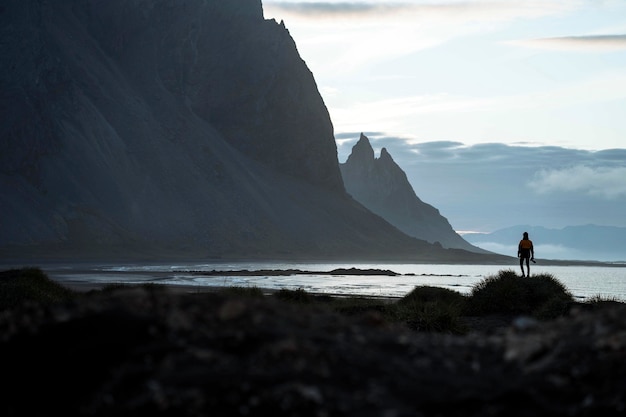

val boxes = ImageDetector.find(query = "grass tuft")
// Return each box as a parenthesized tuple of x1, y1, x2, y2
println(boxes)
(393, 286, 467, 334)
(584, 294, 625, 308)
(219, 286, 265, 298)
(275, 287, 312, 303)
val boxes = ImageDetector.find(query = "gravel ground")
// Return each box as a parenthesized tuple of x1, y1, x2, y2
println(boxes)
(1, 286, 624, 416)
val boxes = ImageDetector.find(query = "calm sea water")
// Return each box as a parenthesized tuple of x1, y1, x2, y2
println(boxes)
(43, 261, 626, 301)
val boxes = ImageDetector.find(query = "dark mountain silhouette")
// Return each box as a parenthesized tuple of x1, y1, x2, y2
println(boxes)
(0, 0, 508, 263)
(464, 224, 626, 262)
(340, 134, 488, 254)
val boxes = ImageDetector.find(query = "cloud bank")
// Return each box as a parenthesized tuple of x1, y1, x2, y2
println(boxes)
(265, 1, 576, 22)
(533, 166, 626, 198)
(509, 34, 626, 51)
(264, 2, 411, 19)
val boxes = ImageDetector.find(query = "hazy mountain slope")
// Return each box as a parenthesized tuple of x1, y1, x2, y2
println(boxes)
(340, 134, 489, 253)
(1, 0, 510, 262)
(464, 225, 626, 262)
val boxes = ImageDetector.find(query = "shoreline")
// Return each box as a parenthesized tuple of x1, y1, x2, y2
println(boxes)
(54, 277, 405, 303)
(5, 262, 625, 301)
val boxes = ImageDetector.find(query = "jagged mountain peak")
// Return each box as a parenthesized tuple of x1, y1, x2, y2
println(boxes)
(343, 134, 403, 180)
(342, 134, 409, 195)
(340, 134, 490, 253)
(345, 133, 375, 165)
(379, 147, 393, 162)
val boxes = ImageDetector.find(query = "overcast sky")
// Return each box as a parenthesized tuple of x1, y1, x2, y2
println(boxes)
(263, 0, 626, 233)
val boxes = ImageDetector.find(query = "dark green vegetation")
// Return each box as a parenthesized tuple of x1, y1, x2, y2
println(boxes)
(0, 267, 76, 310)
(1, 267, 622, 334)
(394, 286, 468, 333)
(464, 269, 575, 319)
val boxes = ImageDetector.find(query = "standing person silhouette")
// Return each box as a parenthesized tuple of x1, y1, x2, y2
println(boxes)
(517, 232, 534, 277)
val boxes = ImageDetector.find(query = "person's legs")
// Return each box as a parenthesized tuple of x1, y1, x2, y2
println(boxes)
(520, 257, 525, 276)
(525, 258, 530, 276)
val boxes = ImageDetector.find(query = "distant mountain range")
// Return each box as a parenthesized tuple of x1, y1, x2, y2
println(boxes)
(463, 225, 626, 262)
(0, 0, 509, 264)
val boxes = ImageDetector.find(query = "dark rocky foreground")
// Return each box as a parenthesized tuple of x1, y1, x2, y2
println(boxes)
(1, 286, 624, 416)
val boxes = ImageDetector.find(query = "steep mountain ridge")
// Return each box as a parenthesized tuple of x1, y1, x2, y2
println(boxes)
(340, 134, 487, 253)
(0, 0, 508, 263)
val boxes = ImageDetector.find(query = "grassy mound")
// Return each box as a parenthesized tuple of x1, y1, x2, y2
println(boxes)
(393, 286, 467, 333)
(0, 267, 77, 310)
(464, 269, 574, 319)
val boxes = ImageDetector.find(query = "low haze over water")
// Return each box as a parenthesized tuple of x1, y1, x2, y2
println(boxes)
(44, 262, 626, 302)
